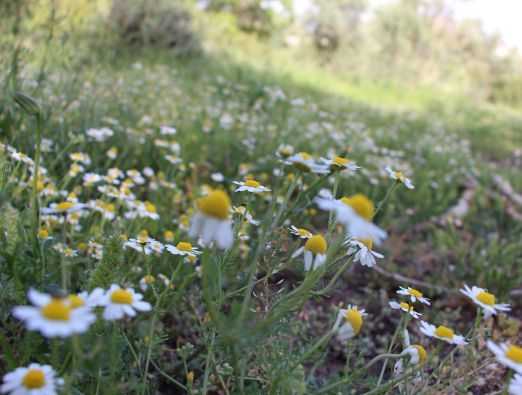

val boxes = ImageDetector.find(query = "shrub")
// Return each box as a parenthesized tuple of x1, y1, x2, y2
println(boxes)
(109, 0, 199, 53)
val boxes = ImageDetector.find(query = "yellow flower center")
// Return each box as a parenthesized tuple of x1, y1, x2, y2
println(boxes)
(332, 156, 350, 167)
(476, 291, 496, 306)
(144, 201, 157, 213)
(70, 163, 82, 172)
(413, 345, 427, 363)
(278, 147, 293, 157)
(38, 228, 49, 239)
(435, 326, 454, 339)
(143, 275, 155, 284)
(399, 302, 412, 312)
(68, 294, 85, 309)
(102, 202, 115, 212)
(164, 230, 174, 241)
(244, 179, 261, 188)
(41, 299, 71, 321)
(56, 201, 74, 212)
(110, 289, 133, 305)
(176, 241, 193, 251)
(298, 152, 312, 161)
(340, 194, 374, 221)
(70, 153, 84, 161)
(297, 228, 312, 238)
(197, 190, 231, 220)
(394, 171, 406, 182)
(138, 230, 149, 244)
(358, 238, 373, 250)
(408, 288, 423, 299)
(22, 369, 46, 389)
(506, 345, 522, 364)
(345, 308, 363, 335)
(304, 234, 327, 254)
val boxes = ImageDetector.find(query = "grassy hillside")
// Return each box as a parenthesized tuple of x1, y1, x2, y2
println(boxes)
(0, 3, 521, 394)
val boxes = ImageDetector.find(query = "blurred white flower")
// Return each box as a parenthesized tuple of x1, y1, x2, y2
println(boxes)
(101, 285, 151, 321)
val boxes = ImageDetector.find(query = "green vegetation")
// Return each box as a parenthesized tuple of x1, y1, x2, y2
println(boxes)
(0, 1, 521, 394)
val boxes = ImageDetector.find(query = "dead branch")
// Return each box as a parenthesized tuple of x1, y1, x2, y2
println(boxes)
(493, 175, 522, 208)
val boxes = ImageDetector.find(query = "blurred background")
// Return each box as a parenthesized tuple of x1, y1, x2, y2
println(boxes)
(2, 0, 522, 109)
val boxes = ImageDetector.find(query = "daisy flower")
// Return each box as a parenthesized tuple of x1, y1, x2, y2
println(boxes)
(389, 300, 422, 319)
(69, 152, 91, 166)
(321, 156, 359, 172)
(1, 363, 63, 395)
(292, 234, 328, 271)
(232, 206, 260, 226)
(397, 286, 431, 305)
(86, 127, 113, 142)
(335, 305, 367, 341)
(124, 232, 164, 255)
(487, 341, 522, 373)
(41, 201, 87, 215)
(83, 172, 103, 186)
(385, 166, 414, 189)
(67, 288, 104, 309)
(166, 241, 202, 257)
(90, 200, 117, 220)
(189, 190, 234, 249)
(315, 193, 387, 245)
(346, 238, 383, 267)
(139, 275, 155, 291)
(160, 125, 177, 135)
(37, 228, 52, 240)
(101, 285, 152, 321)
(289, 225, 312, 239)
(460, 285, 511, 319)
(125, 201, 159, 220)
(509, 374, 522, 395)
(394, 344, 427, 377)
(419, 321, 467, 345)
(12, 289, 96, 338)
(284, 152, 329, 174)
(233, 179, 271, 193)
(276, 144, 294, 158)
(161, 231, 173, 243)
(106, 147, 118, 159)
(400, 344, 427, 364)
(124, 238, 153, 255)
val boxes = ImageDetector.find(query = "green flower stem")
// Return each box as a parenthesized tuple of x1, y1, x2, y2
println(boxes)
(293, 328, 335, 369)
(312, 253, 351, 297)
(280, 175, 328, 224)
(149, 359, 187, 392)
(238, 176, 298, 324)
(32, 114, 43, 258)
(274, 328, 335, 389)
(234, 178, 299, 392)
(365, 353, 405, 369)
(202, 331, 215, 395)
(362, 367, 419, 395)
(60, 221, 67, 291)
(377, 314, 407, 385)
(141, 268, 180, 395)
(373, 181, 400, 219)
(327, 172, 341, 237)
